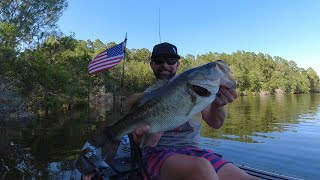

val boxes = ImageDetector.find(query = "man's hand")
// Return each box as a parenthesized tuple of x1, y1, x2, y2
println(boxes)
(202, 86, 238, 128)
(213, 86, 237, 107)
(132, 125, 163, 147)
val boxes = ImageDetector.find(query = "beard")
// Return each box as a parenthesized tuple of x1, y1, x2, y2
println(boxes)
(154, 67, 176, 80)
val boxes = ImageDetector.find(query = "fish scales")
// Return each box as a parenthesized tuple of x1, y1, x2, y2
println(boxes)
(111, 76, 193, 139)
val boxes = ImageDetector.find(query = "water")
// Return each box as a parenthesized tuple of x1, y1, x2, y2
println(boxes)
(201, 94, 320, 179)
(1, 94, 319, 179)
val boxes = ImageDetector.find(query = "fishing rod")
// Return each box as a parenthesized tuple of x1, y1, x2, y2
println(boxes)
(159, 8, 161, 43)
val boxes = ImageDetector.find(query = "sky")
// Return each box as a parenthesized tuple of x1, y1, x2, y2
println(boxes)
(58, 0, 320, 75)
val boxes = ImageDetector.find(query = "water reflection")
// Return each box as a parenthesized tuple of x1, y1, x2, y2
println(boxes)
(201, 94, 320, 143)
(1, 94, 319, 178)
(0, 111, 96, 179)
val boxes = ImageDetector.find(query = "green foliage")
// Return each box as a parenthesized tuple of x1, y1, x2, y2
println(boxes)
(1, 0, 319, 115)
(0, 0, 70, 114)
(2, 33, 320, 113)
(0, 0, 68, 47)
(1, 0, 319, 112)
(115, 60, 154, 95)
(2, 35, 91, 113)
(306, 68, 320, 93)
(4, 42, 320, 113)
(127, 48, 151, 63)
(0, 22, 19, 48)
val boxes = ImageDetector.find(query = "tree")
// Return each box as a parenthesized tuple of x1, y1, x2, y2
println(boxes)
(0, 0, 69, 99)
(306, 68, 320, 92)
(0, 0, 68, 48)
(127, 48, 151, 63)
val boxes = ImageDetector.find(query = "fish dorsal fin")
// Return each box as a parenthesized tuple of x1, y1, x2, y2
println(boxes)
(129, 79, 168, 112)
(144, 79, 169, 93)
(125, 95, 162, 118)
(124, 93, 145, 113)
(123, 79, 168, 114)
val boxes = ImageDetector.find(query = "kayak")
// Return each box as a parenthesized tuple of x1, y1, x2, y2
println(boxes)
(76, 135, 304, 180)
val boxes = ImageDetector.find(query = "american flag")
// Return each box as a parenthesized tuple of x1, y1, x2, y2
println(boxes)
(88, 41, 126, 74)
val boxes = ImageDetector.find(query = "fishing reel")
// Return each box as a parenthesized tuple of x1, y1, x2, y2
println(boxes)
(75, 147, 109, 180)
(76, 136, 142, 180)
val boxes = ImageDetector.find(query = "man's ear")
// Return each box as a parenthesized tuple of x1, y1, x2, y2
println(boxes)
(177, 61, 180, 68)
(150, 61, 155, 71)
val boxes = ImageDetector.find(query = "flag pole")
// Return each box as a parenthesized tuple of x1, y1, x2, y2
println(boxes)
(120, 33, 127, 113)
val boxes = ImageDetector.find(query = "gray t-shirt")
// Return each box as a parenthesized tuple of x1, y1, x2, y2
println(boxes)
(156, 120, 202, 149)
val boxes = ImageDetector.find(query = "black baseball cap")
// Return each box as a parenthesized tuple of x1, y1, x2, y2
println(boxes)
(151, 42, 180, 59)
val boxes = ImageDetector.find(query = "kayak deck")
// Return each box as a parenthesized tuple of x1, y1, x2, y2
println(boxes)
(90, 157, 303, 180)
(235, 163, 303, 180)
(76, 136, 304, 180)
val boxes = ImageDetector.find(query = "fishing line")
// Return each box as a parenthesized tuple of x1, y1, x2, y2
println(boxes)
(158, 8, 161, 43)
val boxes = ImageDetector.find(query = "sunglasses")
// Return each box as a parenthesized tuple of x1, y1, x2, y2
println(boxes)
(152, 58, 178, 65)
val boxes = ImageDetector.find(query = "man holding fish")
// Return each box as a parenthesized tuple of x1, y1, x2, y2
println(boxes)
(130, 42, 258, 180)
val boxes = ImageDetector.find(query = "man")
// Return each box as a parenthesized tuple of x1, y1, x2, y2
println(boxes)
(131, 42, 258, 180)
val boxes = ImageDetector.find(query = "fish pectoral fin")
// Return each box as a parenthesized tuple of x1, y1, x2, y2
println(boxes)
(188, 112, 202, 127)
(139, 132, 164, 148)
(186, 95, 197, 116)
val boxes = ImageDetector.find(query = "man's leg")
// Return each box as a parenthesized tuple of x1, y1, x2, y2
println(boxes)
(217, 163, 260, 180)
(159, 154, 219, 180)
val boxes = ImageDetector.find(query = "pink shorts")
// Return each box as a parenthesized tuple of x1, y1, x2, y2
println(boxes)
(142, 147, 230, 179)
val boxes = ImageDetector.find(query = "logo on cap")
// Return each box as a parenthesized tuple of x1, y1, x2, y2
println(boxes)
(172, 47, 177, 54)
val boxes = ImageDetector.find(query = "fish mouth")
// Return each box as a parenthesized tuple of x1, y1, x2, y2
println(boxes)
(192, 85, 211, 97)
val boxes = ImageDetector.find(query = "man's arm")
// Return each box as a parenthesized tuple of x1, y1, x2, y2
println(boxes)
(202, 86, 237, 129)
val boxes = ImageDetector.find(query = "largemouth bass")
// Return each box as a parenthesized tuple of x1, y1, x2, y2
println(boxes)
(90, 60, 236, 163)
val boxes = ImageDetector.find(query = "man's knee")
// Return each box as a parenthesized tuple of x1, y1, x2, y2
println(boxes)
(160, 155, 218, 180)
(218, 163, 259, 180)
(182, 157, 218, 180)
(190, 157, 215, 174)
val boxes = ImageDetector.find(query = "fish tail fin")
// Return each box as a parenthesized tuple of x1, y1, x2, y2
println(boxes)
(88, 125, 121, 165)
(101, 126, 121, 164)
